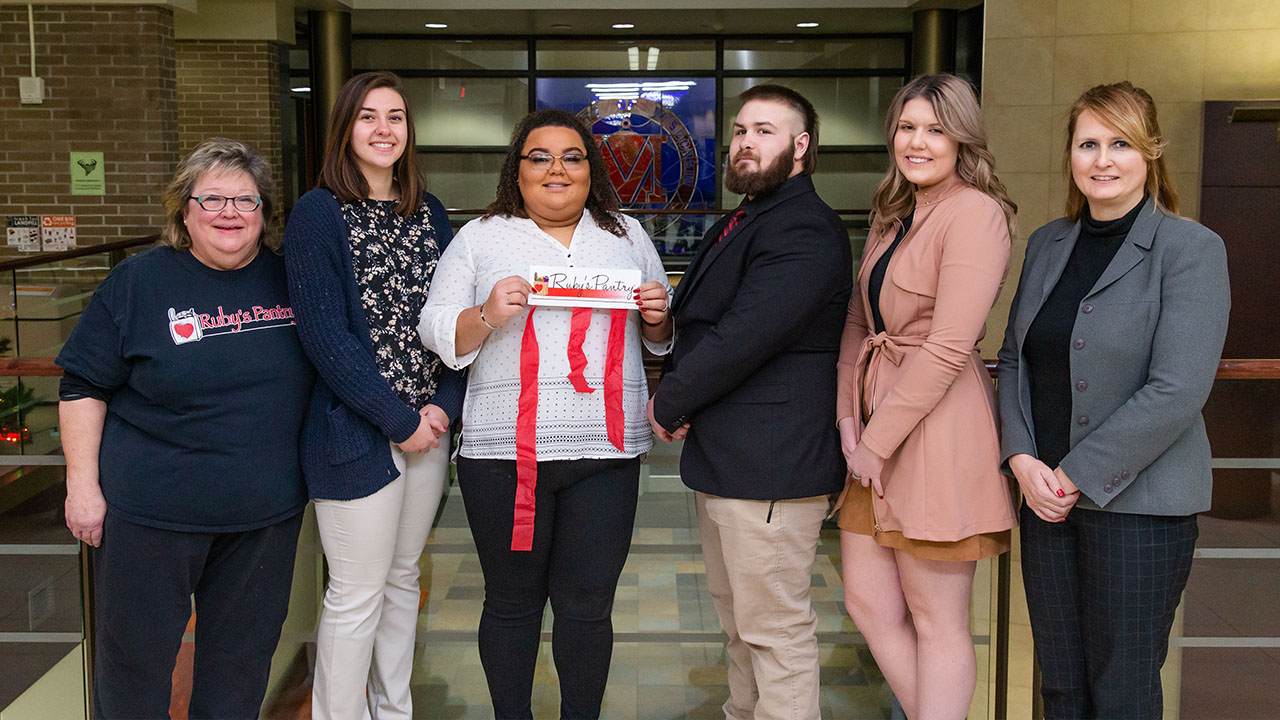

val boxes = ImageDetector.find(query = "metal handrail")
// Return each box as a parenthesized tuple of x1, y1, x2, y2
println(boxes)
(0, 235, 159, 273)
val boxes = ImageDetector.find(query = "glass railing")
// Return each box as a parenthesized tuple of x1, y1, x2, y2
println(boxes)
(0, 239, 155, 714)
(2, 228, 1275, 719)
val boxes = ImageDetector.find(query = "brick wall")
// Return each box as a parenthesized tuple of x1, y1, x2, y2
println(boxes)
(0, 5, 177, 259)
(176, 40, 283, 238)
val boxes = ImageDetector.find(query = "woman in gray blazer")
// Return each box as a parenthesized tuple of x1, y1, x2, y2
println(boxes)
(997, 81, 1230, 719)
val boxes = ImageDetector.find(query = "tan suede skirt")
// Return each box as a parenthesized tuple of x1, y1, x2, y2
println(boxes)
(837, 482, 1010, 562)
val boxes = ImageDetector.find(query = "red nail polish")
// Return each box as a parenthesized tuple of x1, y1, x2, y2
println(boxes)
(1056, 489, 1065, 498)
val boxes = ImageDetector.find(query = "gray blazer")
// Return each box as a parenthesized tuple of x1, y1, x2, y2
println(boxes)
(997, 198, 1230, 515)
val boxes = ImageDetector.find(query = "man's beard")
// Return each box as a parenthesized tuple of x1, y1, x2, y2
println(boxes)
(724, 143, 796, 197)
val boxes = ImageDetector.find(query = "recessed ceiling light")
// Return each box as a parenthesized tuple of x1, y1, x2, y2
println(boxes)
(424, 23, 448, 29)
(612, 23, 635, 29)
(551, 23, 572, 31)
(796, 22, 819, 28)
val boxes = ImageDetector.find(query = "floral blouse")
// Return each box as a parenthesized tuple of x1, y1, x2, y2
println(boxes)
(342, 197, 444, 410)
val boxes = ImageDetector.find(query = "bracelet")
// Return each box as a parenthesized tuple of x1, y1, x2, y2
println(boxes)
(479, 303, 499, 331)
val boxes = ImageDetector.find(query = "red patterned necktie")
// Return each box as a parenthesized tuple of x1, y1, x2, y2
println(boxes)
(718, 208, 747, 243)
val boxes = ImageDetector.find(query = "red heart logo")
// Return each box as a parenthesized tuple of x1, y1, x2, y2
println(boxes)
(533, 282, 545, 293)
(174, 322, 194, 339)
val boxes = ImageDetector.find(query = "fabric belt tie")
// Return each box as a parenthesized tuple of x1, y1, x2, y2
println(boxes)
(828, 330, 928, 518)
(512, 306, 628, 551)
(850, 331, 927, 435)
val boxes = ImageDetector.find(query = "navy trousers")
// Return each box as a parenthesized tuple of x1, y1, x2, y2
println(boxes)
(92, 511, 303, 720)
(457, 456, 640, 720)
(1019, 503, 1197, 719)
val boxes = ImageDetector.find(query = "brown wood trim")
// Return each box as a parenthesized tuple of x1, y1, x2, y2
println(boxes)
(0, 357, 67, 376)
(0, 235, 159, 273)
(7, 356, 1280, 379)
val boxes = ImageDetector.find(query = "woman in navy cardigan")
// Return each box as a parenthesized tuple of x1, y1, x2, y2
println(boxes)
(284, 71, 463, 720)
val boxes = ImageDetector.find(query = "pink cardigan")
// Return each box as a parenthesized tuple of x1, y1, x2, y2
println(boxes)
(836, 175, 1016, 542)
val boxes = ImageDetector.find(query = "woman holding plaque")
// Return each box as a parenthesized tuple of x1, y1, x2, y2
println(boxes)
(998, 82, 1229, 718)
(834, 73, 1018, 720)
(419, 108, 672, 719)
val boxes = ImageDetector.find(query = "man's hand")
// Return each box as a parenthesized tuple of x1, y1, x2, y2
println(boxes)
(647, 395, 689, 442)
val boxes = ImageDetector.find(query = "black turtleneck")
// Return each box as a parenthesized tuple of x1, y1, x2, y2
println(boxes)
(1023, 197, 1146, 468)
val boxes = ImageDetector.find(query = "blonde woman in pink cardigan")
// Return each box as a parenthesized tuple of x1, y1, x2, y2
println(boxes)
(834, 74, 1018, 720)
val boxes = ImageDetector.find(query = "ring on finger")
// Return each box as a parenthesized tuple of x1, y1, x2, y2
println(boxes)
(851, 472, 863, 481)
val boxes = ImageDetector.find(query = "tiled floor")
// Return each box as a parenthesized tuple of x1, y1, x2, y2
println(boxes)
(405, 441, 911, 719)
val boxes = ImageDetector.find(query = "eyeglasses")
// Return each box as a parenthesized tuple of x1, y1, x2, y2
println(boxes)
(189, 194, 263, 213)
(520, 152, 588, 171)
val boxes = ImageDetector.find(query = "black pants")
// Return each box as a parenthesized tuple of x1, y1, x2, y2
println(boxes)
(92, 510, 303, 720)
(457, 455, 641, 720)
(1019, 503, 1197, 719)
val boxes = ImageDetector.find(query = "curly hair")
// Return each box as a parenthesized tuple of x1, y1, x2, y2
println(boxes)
(160, 137, 277, 252)
(485, 109, 626, 238)
(870, 74, 1017, 238)
(1063, 81, 1178, 220)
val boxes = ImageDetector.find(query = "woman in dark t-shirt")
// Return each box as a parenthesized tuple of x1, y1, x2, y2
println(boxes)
(57, 138, 315, 719)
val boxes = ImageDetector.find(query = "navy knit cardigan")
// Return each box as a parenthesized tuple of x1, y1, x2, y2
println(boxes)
(284, 188, 464, 501)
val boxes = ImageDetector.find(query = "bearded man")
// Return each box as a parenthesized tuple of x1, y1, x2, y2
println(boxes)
(647, 85, 852, 720)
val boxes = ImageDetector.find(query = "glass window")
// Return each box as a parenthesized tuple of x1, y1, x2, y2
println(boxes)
(723, 37, 906, 71)
(722, 76, 901, 146)
(402, 77, 529, 147)
(421, 152, 507, 212)
(353, 38, 528, 71)
(536, 39, 714, 71)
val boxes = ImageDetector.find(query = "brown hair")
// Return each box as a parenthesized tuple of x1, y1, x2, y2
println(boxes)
(160, 137, 277, 252)
(870, 74, 1017, 238)
(485, 109, 627, 238)
(318, 71, 424, 217)
(738, 84, 820, 174)
(1063, 81, 1178, 220)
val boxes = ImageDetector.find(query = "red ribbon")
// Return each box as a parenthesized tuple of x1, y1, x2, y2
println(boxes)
(566, 307, 595, 394)
(512, 306, 540, 551)
(604, 309, 627, 452)
(511, 306, 628, 551)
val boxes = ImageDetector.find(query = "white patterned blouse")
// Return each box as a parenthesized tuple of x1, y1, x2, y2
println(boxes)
(419, 211, 673, 461)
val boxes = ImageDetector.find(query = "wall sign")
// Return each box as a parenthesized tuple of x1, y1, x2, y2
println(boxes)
(70, 151, 105, 196)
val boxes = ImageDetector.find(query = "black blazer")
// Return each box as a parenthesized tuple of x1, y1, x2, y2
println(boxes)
(654, 174, 852, 500)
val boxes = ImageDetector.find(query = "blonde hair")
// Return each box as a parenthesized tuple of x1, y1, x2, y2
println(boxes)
(870, 74, 1016, 238)
(161, 138, 277, 252)
(1064, 81, 1178, 220)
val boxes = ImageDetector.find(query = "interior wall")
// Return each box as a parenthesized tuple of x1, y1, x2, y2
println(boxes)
(0, 5, 177, 259)
(979, 0, 1280, 356)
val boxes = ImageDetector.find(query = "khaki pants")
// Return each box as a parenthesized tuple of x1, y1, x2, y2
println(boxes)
(697, 492, 828, 720)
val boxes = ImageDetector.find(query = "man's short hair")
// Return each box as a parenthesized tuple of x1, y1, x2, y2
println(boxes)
(738, 84, 820, 174)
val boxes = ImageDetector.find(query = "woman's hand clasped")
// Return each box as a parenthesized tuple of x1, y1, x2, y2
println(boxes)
(1009, 453, 1079, 522)
(482, 276, 533, 329)
(398, 404, 450, 454)
(838, 417, 886, 498)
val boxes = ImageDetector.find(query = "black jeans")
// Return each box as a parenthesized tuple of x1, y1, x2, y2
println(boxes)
(1020, 503, 1197, 719)
(457, 455, 641, 720)
(92, 510, 302, 720)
